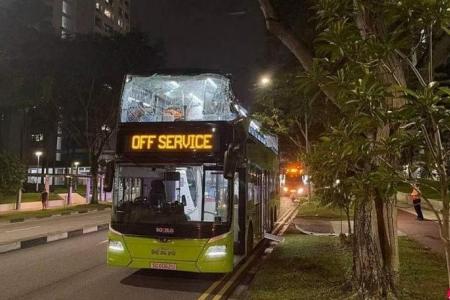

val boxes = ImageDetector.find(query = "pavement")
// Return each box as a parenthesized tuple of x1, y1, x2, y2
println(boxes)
(0, 210, 111, 253)
(0, 192, 112, 213)
(397, 209, 443, 253)
(295, 203, 444, 255)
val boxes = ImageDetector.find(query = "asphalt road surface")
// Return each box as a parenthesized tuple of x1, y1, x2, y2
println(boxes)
(0, 230, 220, 300)
(1, 197, 295, 300)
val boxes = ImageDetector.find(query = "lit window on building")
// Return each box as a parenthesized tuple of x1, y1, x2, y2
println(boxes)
(31, 133, 44, 142)
(62, 15, 72, 30)
(118, 18, 123, 27)
(62, 1, 71, 15)
(105, 0, 113, 4)
(104, 8, 112, 19)
(96, 2, 100, 11)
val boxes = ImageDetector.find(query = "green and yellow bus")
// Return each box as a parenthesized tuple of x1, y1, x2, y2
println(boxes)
(105, 73, 279, 273)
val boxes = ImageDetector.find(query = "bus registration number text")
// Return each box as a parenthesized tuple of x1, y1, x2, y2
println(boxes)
(150, 262, 177, 270)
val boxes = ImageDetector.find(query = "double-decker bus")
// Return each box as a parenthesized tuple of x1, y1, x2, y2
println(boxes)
(105, 73, 279, 273)
(281, 162, 305, 200)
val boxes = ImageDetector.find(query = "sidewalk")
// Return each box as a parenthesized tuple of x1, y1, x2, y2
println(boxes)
(0, 192, 111, 214)
(0, 209, 110, 253)
(296, 206, 443, 255)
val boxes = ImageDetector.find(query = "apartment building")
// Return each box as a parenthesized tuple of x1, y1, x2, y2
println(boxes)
(49, 0, 131, 36)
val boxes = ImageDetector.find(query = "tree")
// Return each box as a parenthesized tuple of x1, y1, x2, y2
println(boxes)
(0, 0, 60, 159)
(47, 33, 164, 203)
(258, 0, 449, 297)
(395, 83, 450, 286)
(0, 152, 26, 199)
(254, 70, 336, 156)
(305, 136, 354, 236)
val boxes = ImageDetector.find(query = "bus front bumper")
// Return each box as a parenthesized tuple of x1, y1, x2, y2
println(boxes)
(107, 231, 234, 273)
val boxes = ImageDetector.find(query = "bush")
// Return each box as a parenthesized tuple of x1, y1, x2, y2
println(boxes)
(0, 152, 26, 199)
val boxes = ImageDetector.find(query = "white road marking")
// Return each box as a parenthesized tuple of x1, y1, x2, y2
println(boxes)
(5, 226, 41, 233)
(97, 240, 108, 245)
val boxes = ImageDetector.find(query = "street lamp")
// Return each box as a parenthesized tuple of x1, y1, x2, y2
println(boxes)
(259, 75, 272, 87)
(35, 151, 43, 192)
(73, 161, 80, 192)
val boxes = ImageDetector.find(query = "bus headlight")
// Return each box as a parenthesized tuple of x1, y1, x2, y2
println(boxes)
(205, 245, 227, 258)
(297, 187, 304, 194)
(108, 240, 124, 252)
(283, 187, 288, 192)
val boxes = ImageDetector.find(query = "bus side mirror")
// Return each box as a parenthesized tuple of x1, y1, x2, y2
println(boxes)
(181, 195, 187, 206)
(224, 145, 237, 180)
(104, 161, 115, 192)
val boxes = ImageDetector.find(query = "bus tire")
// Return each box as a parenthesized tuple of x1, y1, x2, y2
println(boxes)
(274, 206, 278, 222)
(247, 224, 254, 255)
(270, 207, 275, 232)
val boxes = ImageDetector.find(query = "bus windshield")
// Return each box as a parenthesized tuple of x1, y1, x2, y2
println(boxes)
(120, 74, 237, 123)
(112, 165, 229, 225)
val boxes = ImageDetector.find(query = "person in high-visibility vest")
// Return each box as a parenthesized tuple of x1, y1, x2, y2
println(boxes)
(410, 185, 424, 220)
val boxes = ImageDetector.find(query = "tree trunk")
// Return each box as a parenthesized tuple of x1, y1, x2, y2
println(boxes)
(345, 205, 352, 236)
(375, 192, 399, 290)
(353, 191, 389, 299)
(90, 156, 99, 204)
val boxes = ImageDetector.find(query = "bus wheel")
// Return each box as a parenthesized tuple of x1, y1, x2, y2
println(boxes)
(274, 206, 278, 222)
(247, 224, 254, 255)
(270, 208, 274, 231)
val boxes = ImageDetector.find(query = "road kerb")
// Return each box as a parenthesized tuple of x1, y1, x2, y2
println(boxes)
(47, 232, 69, 242)
(0, 223, 109, 254)
(2, 207, 111, 224)
(83, 226, 99, 234)
(0, 242, 20, 253)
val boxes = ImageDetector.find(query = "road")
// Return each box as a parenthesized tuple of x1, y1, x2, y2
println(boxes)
(0, 210, 110, 244)
(0, 197, 294, 300)
(0, 230, 221, 300)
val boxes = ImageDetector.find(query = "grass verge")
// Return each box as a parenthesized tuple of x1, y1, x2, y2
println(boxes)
(0, 203, 111, 221)
(0, 192, 62, 204)
(297, 200, 352, 220)
(244, 235, 447, 300)
(52, 185, 87, 195)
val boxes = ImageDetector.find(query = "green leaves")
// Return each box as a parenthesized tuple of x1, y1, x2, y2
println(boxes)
(0, 152, 26, 197)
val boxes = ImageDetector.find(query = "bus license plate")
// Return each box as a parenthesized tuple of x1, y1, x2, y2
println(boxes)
(150, 263, 177, 270)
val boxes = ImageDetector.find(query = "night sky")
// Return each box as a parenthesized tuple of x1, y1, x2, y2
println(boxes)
(132, 0, 269, 108)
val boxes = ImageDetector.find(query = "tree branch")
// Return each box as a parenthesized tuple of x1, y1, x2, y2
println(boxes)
(258, 0, 336, 102)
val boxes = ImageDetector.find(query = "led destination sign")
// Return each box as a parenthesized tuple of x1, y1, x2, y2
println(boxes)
(130, 133, 214, 151)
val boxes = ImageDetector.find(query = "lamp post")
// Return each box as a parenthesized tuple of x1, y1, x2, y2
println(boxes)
(73, 161, 80, 192)
(34, 151, 43, 192)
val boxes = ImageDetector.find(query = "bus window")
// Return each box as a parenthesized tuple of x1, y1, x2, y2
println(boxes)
(112, 165, 231, 225)
(113, 166, 203, 224)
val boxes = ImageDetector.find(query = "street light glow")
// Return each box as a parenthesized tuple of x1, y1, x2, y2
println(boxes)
(74, 161, 80, 167)
(260, 75, 271, 86)
(35, 151, 43, 158)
